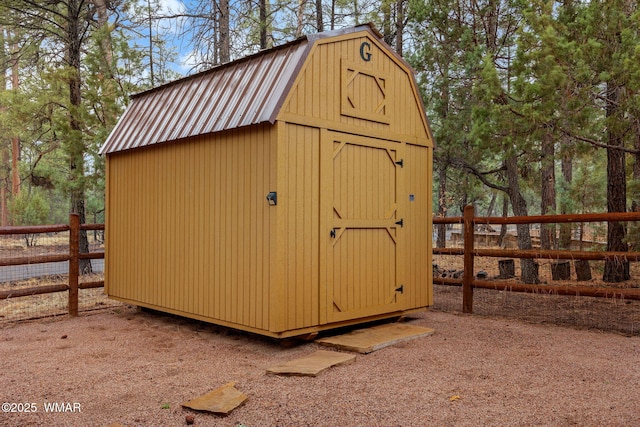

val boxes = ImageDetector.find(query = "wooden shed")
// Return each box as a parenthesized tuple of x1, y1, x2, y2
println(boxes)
(100, 24, 434, 338)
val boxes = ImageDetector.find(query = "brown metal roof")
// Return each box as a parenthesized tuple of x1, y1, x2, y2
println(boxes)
(100, 41, 308, 154)
(99, 24, 385, 155)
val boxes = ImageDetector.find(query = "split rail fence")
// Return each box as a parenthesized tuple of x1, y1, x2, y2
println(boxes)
(434, 205, 640, 314)
(0, 213, 104, 317)
(2, 208, 640, 322)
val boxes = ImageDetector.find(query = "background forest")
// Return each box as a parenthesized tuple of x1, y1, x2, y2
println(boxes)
(0, 1, 639, 282)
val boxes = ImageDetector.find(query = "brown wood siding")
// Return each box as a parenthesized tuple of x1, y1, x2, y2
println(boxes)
(281, 33, 431, 144)
(105, 125, 276, 331)
(319, 131, 406, 323)
(280, 123, 321, 330)
(403, 143, 433, 308)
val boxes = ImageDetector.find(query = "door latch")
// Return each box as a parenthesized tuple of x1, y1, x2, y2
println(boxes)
(330, 228, 336, 238)
(395, 285, 404, 294)
(395, 218, 404, 228)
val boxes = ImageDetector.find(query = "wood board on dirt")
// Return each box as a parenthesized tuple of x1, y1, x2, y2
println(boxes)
(181, 381, 247, 415)
(266, 350, 356, 376)
(317, 323, 435, 354)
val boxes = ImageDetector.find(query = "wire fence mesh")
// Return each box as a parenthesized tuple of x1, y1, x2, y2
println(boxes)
(2, 220, 640, 334)
(0, 230, 123, 323)
(432, 251, 640, 336)
(432, 285, 640, 336)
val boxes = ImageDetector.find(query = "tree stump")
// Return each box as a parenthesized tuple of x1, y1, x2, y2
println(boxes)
(551, 260, 571, 280)
(575, 260, 592, 281)
(498, 259, 515, 278)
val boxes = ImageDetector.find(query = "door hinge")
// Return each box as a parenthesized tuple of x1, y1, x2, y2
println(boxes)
(395, 285, 404, 294)
(395, 218, 404, 227)
(395, 159, 404, 168)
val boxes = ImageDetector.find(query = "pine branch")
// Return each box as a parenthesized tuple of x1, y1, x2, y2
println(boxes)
(449, 157, 509, 192)
(558, 127, 640, 155)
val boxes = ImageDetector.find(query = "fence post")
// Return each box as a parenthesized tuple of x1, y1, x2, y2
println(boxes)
(69, 213, 79, 317)
(463, 205, 474, 313)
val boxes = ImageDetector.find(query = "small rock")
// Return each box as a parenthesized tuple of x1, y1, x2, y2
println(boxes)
(61, 335, 68, 339)
(476, 271, 488, 279)
(185, 414, 195, 425)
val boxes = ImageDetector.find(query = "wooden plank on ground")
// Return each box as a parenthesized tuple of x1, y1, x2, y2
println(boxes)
(181, 381, 247, 415)
(316, 323, 435, 354)
(266, 350, 356, 376)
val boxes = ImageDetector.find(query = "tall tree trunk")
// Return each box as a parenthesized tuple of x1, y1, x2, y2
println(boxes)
(259, 0, 267, 49)
(10, 146, 19, 198)
(93, 0, 116, 128)
(0, 144, 7, 225)
(558, 147, 573, 249)
(484, 0, 498, 50)
(540, 130, 556, 250)
(485, 191, 497, 217)
(395, 0, 404, 55)
(560, 0, 577, 247)
(214, 1, 220, 64)
(632, 117, 640, 251)
(0, 26, 8, 226)
(92, 0, 112, 68)
(633, 117, 640, 212)
(219, 0, 230, 63)
(353, 0, 360, 25)
(67, 0, 92, 274)
(0, 28, 21, 226)
(330, 0, 335, 30)
(0, 170, 7, 226)
(296, 0, 306, 37)
(316, 0, 323, 31)
(10, 35, 19, 198)
(603, 82, 629, 282)
(506, 156, 538, 284)
(497, 193, 508, 247)
(632, 117, 640, 206)
(146, 0, 154, 86)
(479, 190, 497, 233)
(436, 164, 447, 248)
(382, 0, 393, 45)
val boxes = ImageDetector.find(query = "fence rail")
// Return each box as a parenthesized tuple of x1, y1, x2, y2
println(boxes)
(2, 208, 640, 322)
(0, 214, 104, 316)
(434, 206, 640, 313)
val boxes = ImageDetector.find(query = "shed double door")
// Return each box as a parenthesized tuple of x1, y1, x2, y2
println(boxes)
(320, 131, 405, 323)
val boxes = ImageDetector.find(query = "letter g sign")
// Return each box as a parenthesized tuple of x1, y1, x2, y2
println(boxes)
(360, 42, 372, 62)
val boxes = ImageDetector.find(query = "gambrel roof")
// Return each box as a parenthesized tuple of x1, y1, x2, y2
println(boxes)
(100, 24, 427, 155)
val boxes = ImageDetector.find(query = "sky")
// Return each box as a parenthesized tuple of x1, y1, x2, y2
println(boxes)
(152, 0, 192, 74)
(131, 0, 372, 79)
(127, 0, 192, 77)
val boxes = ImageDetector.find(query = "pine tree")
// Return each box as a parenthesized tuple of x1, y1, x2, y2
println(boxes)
(0, 1, 148, 271)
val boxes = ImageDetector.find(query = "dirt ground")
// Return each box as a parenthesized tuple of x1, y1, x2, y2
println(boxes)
(1, 306, 639, 427)
(2, 238, 640, 425)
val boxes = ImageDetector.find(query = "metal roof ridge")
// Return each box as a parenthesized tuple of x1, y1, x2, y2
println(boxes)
(130, 37, 308, 100)
(130, 24, 381, 100)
